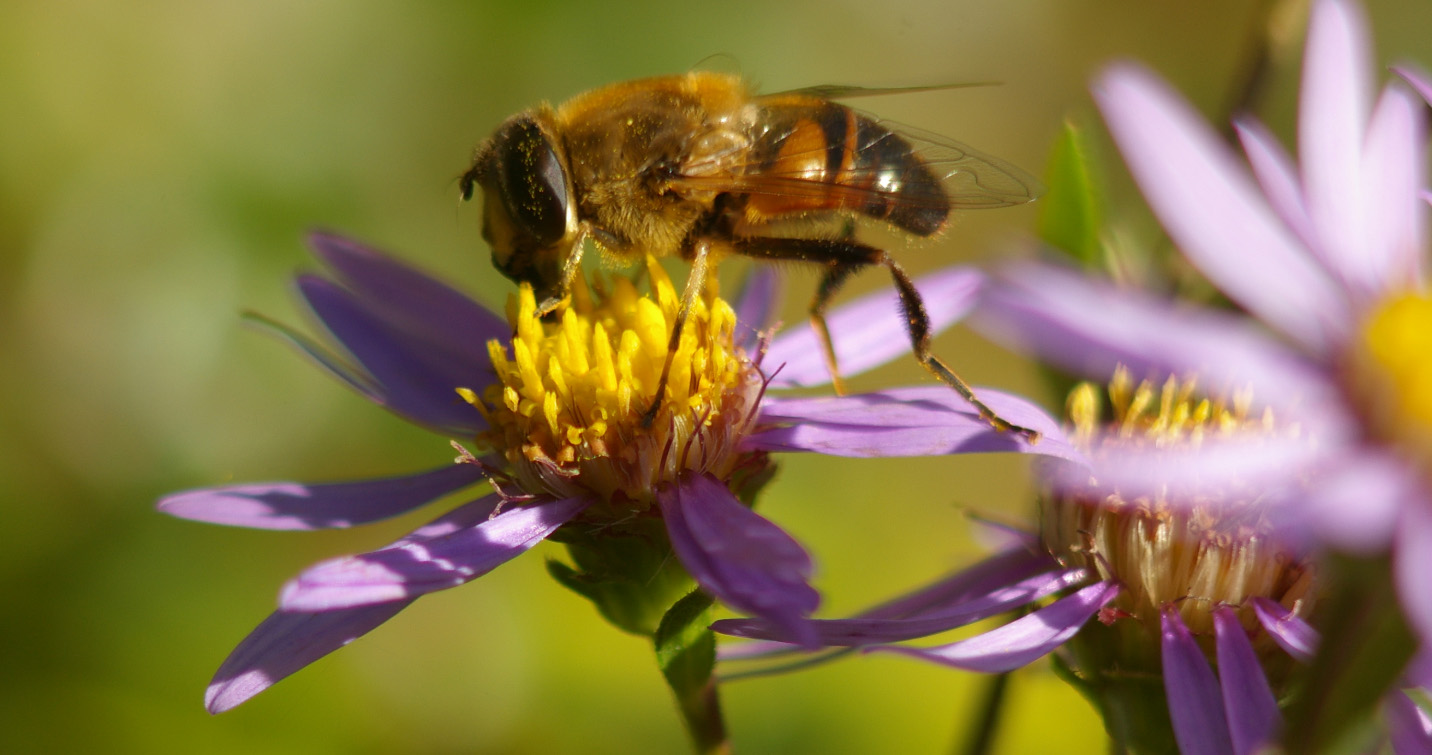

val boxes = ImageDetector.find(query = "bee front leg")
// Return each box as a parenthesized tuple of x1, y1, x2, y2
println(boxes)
(534, 229, 592, 317)
(639, 239, 712, 429)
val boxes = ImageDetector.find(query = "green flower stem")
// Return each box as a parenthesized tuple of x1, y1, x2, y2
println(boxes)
(957, 671, 1010, 755)
(671, 673, 730, 755)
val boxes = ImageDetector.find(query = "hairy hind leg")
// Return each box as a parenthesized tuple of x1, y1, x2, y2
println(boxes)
(735, 236, 1041, 442)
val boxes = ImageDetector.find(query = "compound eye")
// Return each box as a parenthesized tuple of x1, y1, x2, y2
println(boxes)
(497, 117, 569, 248)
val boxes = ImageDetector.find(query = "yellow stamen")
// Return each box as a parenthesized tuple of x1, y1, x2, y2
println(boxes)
(1358, 293, 1432, 461)
(1046, 370, 1315, 666)
(460, 259, 765, 508)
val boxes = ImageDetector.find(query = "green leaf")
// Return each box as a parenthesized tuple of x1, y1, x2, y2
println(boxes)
(1039, 119, 1106, 269)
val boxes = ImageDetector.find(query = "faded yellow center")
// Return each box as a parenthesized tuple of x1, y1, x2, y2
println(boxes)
(461, 258, 765, 509)
(1357, 292, 1432, 462)
(1046, 368, 1315, 657)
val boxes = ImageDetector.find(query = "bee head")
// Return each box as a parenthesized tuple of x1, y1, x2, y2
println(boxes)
(461, 110, 575, 297)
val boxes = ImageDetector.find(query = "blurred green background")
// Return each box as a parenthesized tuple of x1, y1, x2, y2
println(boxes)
(4, 0, 1431, 752)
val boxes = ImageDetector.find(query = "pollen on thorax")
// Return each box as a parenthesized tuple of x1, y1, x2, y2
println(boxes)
(1046, 367, 1315, 659)
(460, 258, 765, 509)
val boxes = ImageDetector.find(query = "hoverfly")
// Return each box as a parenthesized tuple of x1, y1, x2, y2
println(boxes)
(460, 72, 1041, 437)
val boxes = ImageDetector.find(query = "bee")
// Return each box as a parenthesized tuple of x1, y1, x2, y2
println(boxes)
(460, 71, 1041, 438)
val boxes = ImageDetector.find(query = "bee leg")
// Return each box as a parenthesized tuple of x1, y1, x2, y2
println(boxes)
(535, 229, 592, 317)
(639, 241, 712, 428)
(879, 254, 1041, 443)
(804, 218, 865, 393)
(734, 237, 1040, 442)
(810, 262, 860, 395)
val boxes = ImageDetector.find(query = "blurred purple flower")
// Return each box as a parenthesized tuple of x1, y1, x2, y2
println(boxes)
(159, 233, 1076, 713)
(971, 0, 1432, 648)
(717, 373, 1432, 754)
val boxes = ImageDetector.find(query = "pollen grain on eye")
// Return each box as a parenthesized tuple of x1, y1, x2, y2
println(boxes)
(461, 258, 765, 509)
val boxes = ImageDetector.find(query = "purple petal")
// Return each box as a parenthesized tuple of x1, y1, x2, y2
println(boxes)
(1303, 450, 1413, 553)
(977, 261, 1347, 421)
(206, 493, 510, 712)
(1395, 65, 1432, 105)
(714, 566, 1086, 646)
(867, 581, 1118, 672)
(718, 546, 1055, 662)
(205, 600, 413, 714)
(1095, 64, 1348, 354)
(1387, 690, 1432, 755)
(297, 275, 490, 435)
(748, 386, 1083, 463)
(157, 463, 487, 530)
(1299, 0, 1376, 297)
(1234, 118, 1315, 247)
(855, 546, 1058, 620)
(732, 266, 783, 353)
(1044, 434, 1329, 524)
(308, 233, 510, 365)
(246, 311, 383, 403)
(658, 472, 820, 647)
(1162, 607, 1234, 755)
(280, 495, 587, 611)
(1361, 85, 1427, 290)
(1404, 651, 1432, 689)
(1249, 597, 1318, 662)
(764, 266, 983, 388)
(1396, 501, 1432, 650)
(1214, 606, 1282, 755)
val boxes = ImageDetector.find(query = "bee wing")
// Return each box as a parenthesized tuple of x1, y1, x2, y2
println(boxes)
(767, 82, 997, 100)
(882, 117, 1044, 209)
(670, 112, 1042, 212)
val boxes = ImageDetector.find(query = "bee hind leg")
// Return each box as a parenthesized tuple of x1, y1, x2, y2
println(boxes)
(734, 236, 1040, 443)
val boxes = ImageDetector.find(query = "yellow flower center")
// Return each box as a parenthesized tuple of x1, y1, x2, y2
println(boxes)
(1046, 368, 1315, 663)
(1357, 292, 1432, 462)
(461, 258, 766, 510)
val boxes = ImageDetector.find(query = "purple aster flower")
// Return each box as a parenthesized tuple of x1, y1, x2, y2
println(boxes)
(963, 0, 1432, 654)
(159, 232, 1077, 716)
(717, 372, 1432, 754)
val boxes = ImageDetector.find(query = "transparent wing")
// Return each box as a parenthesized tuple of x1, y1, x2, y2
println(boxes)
(669, 104, 1042, 212)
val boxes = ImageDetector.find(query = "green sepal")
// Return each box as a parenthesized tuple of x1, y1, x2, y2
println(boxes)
(546, 515, 696, 637)
(728, 454, 777, 508)
(1039, 118, 1106, 270)
(1055, 620, 1178, 755)
(1283, 553, 1417, 754)
(655, 589, 718, 693)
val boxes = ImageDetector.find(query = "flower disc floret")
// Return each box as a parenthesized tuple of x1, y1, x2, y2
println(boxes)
(465, 257, 765, 506)
(1357, 293, 1432, 463)
(1046, 369, 1316, 655)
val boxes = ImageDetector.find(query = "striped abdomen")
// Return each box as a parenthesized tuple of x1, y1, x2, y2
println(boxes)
(744, 98, 949, 236)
